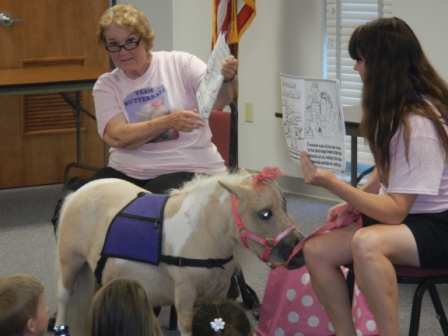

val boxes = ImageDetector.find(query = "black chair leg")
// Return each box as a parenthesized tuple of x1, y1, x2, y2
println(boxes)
(427, 282, 448, 335)
(408, 280, 429, 336)
(236, 270, 261, 319)
(227, 272, 240, 299)
(236, 270, 251, 306)
(346, 267, 355, 305)
(169, 305, 177, 330)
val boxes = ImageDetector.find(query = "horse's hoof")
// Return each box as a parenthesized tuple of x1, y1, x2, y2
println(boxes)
(54, 325, 70, 336)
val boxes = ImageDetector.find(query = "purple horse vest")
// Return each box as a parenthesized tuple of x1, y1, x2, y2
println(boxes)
(101, 192, 167, 265)
(94, 192, 233, 286)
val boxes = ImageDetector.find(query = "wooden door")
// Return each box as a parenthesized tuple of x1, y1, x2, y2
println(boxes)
(0, 1, 109, 188)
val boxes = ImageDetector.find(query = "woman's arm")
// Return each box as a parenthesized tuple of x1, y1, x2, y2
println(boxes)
(300, 152, 417, 224)
(103, 110, 204, 149)
(360, 167, 381, 194)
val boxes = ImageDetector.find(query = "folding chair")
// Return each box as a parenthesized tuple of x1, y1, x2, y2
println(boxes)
(347, 265, 448, 335)
(346, 166, 448, 336)
(208, 100, 238, 170)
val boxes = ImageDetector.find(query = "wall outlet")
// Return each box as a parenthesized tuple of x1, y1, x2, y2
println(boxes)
(245, 102, 254, 123)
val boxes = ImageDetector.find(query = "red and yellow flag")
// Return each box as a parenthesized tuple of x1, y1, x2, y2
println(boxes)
(212, 0, 256, 52)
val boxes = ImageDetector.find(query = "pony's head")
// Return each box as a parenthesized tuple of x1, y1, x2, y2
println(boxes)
(219, 167, 304, 269)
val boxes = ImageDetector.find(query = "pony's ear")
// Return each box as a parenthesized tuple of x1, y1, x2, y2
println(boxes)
(218, 181, 247, 197)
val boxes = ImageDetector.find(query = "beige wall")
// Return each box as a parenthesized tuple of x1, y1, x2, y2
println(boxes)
(117, 0, 448, 199)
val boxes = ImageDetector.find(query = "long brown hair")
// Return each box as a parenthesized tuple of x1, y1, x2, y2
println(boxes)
(348, 17, 448, 182)
(89, 278, 163, 336)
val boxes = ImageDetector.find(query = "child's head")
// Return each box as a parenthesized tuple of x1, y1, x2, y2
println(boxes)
(191, 296, 253, 336)
(0, 274, 49, 336)
(88, 277, 162, 336)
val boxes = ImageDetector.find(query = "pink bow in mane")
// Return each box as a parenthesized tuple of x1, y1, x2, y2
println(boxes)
(252, 167, 285, 193)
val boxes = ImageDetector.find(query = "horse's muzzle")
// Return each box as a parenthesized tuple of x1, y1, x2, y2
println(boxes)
(286, 249, 305, 270)
(268, 230, 305, 269)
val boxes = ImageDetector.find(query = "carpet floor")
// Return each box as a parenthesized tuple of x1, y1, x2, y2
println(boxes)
(0, 183, 447, 335)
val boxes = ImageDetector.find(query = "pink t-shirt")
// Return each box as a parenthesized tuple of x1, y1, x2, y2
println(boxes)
(93, 51, 226, 179)
(379, 112, 448, 213)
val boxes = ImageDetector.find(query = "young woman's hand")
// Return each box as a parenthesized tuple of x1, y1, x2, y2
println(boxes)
(300, 151, 337, 189)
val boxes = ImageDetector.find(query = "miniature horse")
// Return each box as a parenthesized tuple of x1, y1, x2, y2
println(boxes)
(54, 168, 304, 335)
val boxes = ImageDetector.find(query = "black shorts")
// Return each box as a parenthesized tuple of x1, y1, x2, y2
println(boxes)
(362, 210, 448, 269)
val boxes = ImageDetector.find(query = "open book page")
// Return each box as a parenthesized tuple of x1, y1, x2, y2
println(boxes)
(280, 74, 346, 173)
(196, 32, 230, 119)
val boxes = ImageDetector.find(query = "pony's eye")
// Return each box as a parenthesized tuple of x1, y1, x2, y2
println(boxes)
(259, 210, 272, 220)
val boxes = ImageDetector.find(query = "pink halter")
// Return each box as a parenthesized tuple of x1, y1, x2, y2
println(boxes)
(231, 195, 296, 268)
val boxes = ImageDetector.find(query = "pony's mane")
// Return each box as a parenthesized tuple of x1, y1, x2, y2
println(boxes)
(168, 171, 251, 196)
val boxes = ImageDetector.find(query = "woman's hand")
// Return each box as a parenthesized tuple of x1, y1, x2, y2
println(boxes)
(167, 109, 204, 133)
(300, 151, 337, 189)
(214, 56, 239, 109)
(326, 202, 355, 223)
(300, 151, 357, 222)
(221, 55, 238, 82)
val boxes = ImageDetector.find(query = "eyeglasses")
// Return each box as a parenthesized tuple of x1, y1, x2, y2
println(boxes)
(105, 38, 141, 53)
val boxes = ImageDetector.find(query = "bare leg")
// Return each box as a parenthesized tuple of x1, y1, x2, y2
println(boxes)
(303, 222, 359, 336)
(351, 224, 420, 336)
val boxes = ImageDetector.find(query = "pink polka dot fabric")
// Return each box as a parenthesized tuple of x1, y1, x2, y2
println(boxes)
(257, 267, 378, 336)
(351, 282, 378, 335)
(257, 266, 335, 335)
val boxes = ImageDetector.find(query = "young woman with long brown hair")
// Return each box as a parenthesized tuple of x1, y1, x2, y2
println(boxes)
(300, 17, 448, 335)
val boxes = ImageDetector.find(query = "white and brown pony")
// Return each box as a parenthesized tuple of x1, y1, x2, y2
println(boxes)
(54, 167, 304, 335)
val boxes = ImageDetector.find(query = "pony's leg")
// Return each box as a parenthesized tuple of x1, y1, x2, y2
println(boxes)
(174, 287, 197, 336)
(54, 255, 88, 328)
(54, 276, 71, 328)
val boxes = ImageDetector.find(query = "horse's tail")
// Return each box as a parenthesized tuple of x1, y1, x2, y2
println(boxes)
(64, 263, 96, 336)
(53, 190, 75, 236)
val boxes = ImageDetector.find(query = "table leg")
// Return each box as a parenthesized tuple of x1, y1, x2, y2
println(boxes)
(350, 136, 358, 187)
(75, 91, 82, 163)
(59, 91, 100, 189)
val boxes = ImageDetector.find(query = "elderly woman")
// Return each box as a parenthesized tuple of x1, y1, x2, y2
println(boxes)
(84, 4, 238, 193)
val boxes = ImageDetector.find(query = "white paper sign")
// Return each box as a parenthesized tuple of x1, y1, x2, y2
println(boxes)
(196, 32, 230, 119)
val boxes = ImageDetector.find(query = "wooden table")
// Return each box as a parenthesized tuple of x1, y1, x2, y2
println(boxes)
(0, 66, 110, 186)
(276, 105, 362, 187)
(0, 66, 109, 96)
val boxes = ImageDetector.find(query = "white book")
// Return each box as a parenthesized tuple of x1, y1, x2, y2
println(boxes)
(280, 74, 346, 173)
